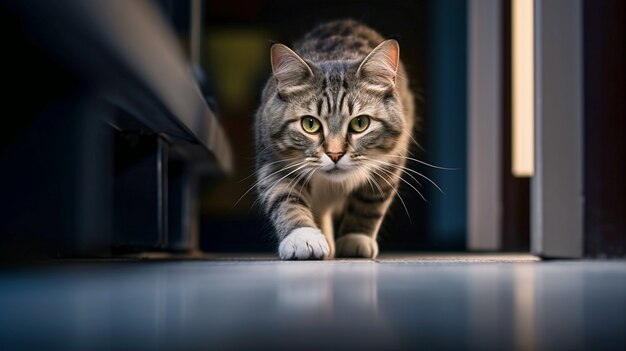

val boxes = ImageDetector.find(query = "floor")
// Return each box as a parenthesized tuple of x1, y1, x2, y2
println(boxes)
(1, 255, 625, 351)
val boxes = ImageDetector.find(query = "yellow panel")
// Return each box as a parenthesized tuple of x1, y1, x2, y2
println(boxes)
(512, 0, 534, 177)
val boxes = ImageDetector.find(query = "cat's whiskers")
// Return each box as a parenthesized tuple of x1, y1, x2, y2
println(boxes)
(353, 157, 391, 199)
(365, 165, 412, 222)
(363, 160, 427, 202)
(365, 158, 423, 187)
(382, 154, 458, 171)
(256, 163, 315, 212)
(235, 160, 308, 207)
(284, 166, 313, 203)
(367, 157, 445, 194)
(355, 165, 386, 200)
(408, 134, 424, 152)
(257, 163, 311, 207)
(301, 166, 318, 194)
(250, 158, 321, 211)
(238, 157, 300, 183)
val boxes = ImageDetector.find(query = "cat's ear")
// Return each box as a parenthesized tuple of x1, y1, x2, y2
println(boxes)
(270, 43, 314, 93)
(357, 39, 400, 90)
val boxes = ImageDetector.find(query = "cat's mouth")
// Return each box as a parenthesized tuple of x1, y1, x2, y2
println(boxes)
(324, 167, 346, 174)
(317, 154, 353, 177)
(320, 164, 352, 177)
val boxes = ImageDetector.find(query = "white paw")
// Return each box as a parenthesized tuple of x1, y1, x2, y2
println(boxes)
(279, 227, 330, 260)
(335, 234, 379, 259)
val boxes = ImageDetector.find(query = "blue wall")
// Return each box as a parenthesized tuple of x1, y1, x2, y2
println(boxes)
(426, 0, 468, 249)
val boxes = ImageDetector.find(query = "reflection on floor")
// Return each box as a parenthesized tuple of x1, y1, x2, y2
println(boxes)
(1, 255, 625, 350)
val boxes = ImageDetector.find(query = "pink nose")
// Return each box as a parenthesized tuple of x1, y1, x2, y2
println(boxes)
(326, 152, 344, 163)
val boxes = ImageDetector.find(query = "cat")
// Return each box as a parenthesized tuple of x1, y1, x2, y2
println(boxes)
(255, 19, 415, 260)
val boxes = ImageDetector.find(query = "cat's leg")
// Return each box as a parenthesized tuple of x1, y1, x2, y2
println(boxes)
(317, 210, 335, 258)
(260, 177, 330, 260)
(335, 171, 398, 259)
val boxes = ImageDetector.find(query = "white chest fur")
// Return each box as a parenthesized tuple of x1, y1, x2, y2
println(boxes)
(309, 174, 355, 218)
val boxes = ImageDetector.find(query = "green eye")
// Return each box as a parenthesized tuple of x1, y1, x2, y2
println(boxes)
(349, 115, 370, 133)
(301, 116, 321, 133)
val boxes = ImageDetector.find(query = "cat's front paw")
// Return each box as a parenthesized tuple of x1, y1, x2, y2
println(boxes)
(335, 234, 379, 259)
(279, 227, 330, 260)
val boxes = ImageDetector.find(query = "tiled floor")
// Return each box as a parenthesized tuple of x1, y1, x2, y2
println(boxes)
(1, 255, 625, 350)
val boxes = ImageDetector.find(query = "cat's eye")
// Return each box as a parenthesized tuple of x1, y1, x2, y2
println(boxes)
(301, 116, 321, 133)
(349, 115, 370, 133)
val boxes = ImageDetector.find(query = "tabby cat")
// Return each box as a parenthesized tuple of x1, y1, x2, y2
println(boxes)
(255, 19, 415, 260)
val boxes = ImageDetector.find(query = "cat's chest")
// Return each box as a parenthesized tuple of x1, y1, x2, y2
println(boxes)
(308, 176, 352, 215)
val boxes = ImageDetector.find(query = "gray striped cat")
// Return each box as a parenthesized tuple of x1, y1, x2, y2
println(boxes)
(255, 19, 415, 260)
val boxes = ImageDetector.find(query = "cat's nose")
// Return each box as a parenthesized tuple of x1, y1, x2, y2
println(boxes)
(326, 152, 344, 163)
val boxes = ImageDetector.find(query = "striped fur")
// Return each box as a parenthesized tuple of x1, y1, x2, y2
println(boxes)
(255, 20, 415, 260)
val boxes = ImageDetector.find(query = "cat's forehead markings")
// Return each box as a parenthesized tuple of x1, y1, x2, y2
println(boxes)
(341, 96, 352, 116)
(327, 115, 346, 132)
(351, 100, 363, 115)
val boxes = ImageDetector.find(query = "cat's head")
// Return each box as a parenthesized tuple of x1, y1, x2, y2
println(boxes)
(266, 39, 406, 183)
